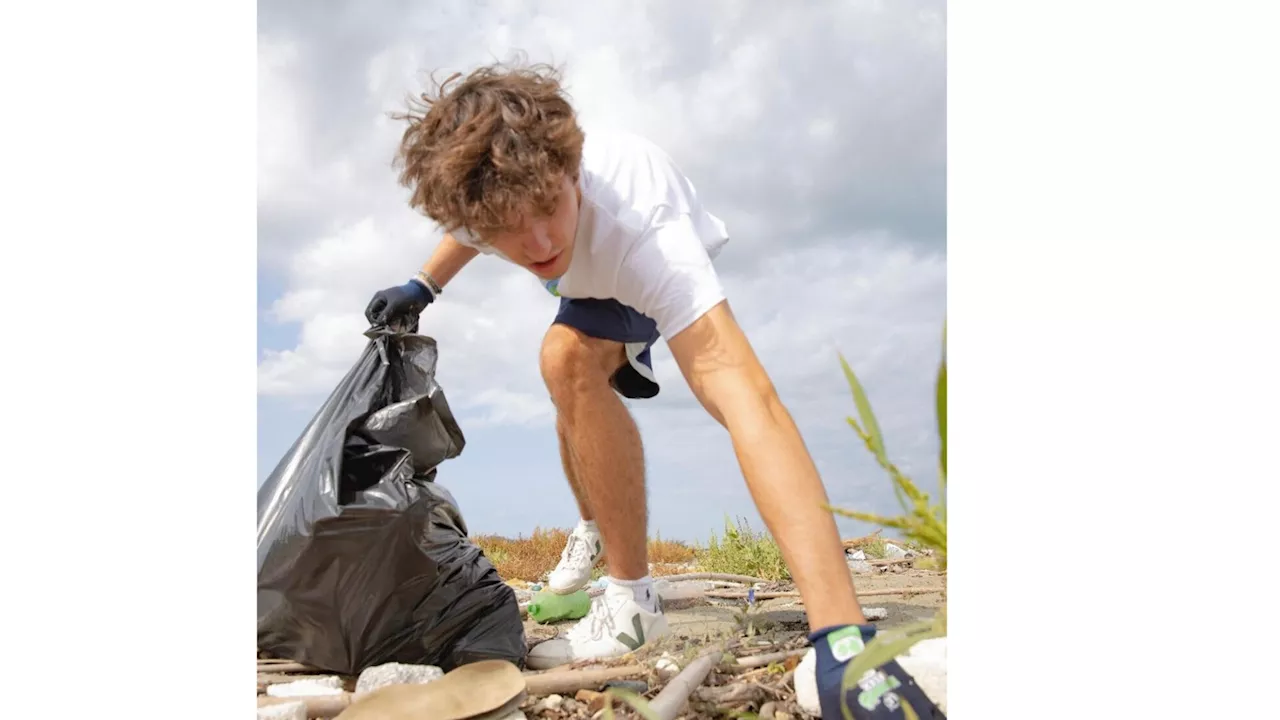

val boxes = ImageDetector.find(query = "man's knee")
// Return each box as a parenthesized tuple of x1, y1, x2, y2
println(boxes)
(540, 324, 624, 402)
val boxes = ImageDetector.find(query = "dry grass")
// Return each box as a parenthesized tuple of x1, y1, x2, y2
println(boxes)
(472, 527, 699, 582)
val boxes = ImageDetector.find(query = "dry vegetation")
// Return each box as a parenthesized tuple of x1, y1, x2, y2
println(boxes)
(472, 527, 700, 582)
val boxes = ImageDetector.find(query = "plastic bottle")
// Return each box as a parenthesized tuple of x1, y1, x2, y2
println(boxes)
(526, 589, 591, 623)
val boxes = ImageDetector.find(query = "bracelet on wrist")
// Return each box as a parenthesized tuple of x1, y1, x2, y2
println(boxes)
(413, 270, 443, 298)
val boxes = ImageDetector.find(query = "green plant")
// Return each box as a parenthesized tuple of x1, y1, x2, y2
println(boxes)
(697, 516, 790, 581)
(828, 324, 947, 718)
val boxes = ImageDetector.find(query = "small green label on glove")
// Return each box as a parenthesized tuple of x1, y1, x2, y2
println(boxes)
(826, 626, 866, 662)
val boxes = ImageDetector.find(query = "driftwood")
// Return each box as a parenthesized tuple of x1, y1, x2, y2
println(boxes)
(695, 682, 768, 706)
(257, 663, 650, 716)
(870, 556, 918, 567)
(255, 661, 316, 674)
(705, 586, 943, 601)
(523, 663, 648, 695)
(647, 646, 724, 720)
(655, 572, 768, 585)
(731, 648, 809, 668)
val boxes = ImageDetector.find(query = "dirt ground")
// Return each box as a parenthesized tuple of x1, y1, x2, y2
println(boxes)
(516, 567, 946, 718)
(258, 565, 946, 719)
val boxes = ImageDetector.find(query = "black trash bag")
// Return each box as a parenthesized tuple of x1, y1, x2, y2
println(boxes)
(256, 326, 526, 675)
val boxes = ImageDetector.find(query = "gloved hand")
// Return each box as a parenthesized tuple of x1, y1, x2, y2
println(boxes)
(810, 624, 945, 719)
(364, 279, 433, 329)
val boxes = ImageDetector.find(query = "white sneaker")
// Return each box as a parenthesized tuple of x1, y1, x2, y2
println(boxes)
(525, 582, 670, 670)
(546, 524, 604, 594)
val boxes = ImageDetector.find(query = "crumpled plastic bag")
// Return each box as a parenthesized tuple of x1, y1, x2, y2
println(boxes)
(256, 326, 526, 674)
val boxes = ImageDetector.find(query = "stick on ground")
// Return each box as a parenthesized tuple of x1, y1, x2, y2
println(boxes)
(647, 646, 725, 720)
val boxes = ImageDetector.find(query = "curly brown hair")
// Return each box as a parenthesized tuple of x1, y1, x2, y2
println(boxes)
(392, 60, 585, 241)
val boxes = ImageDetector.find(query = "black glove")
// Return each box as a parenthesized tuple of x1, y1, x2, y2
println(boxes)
(811, 624, 945, 719)
(364, 279, 433, 329)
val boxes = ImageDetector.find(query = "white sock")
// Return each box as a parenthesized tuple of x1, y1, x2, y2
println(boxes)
(577, 519, 598, 535)
(608, 575, 659, 613)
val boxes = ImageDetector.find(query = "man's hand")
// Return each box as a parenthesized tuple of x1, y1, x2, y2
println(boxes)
(364, 279, 433, 328)
(811, 625, 945, 719)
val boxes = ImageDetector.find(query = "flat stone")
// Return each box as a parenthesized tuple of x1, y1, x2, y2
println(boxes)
(864, 606, 888, 621)
(265, 676, 344, 697)
(257, 701, 307, 720)
(355, 662, 444, 692)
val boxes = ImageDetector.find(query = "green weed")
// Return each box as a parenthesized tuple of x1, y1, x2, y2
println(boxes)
(829, 323, 948, 718)
(697, 516, 790, 581)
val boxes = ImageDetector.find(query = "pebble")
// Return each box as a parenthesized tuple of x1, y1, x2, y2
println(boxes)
(864, 606, 888, 621)
(759, 700, 777, 719)
(533, 694, 564, 713)
(355, 662, 444, 692)
(655, 652, 681, 678)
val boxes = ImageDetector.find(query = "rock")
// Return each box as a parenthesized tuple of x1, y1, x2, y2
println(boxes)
(257, 701, 306, 720)
(759, 700, 777, 719)
(355, 662, 444, 692)
(655, 652, 680, 678)
(576, 689, 608, 714)
(265, 676, 344, 697)
(533, 694, 564, 713)
(794, 649, 821, 717)
(863, 606, 888, 621)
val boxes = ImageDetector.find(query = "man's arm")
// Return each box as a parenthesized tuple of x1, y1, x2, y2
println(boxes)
(419, 232, 480, 290)
(665, 299, 866, 630)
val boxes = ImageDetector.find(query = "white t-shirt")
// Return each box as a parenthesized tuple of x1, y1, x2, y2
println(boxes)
(456, 131, 730, 339)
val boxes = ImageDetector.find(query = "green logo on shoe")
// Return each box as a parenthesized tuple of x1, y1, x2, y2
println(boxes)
(615, 614, 646, 651)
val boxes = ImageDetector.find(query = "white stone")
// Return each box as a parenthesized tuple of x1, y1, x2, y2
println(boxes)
(265, 676, 344, 697)
(257, 701, 307, 720)
(655, 652, 681, 678)
(863, 606, 888, 621)
(355, 662, 445, 692)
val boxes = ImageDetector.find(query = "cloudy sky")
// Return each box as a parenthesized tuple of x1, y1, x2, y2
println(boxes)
(257, 0, 947, 543)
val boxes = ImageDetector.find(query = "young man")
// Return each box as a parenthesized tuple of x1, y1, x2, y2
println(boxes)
(364, 62, 943, 718)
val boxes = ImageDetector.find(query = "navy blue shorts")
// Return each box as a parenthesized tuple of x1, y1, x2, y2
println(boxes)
(552, 297, 661, 399)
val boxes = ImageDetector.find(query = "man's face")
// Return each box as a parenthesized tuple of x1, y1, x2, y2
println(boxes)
(484, 175, 580, 280)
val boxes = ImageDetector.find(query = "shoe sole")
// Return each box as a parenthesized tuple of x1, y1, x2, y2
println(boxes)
(335, 659, 525, 720)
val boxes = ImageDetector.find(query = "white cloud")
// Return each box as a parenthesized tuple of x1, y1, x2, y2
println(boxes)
(257, 1, 947, 514)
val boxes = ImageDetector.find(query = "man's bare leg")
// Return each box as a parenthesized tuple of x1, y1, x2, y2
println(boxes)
(540, 324, 649, 581)
(557, 416, 595, 522)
